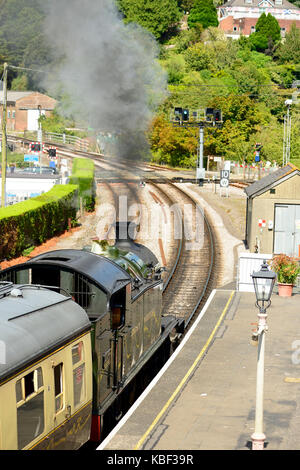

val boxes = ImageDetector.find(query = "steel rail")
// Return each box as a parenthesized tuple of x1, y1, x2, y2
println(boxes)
(149, 182, 216, 328)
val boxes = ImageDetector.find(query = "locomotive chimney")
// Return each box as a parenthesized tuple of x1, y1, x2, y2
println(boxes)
(114, 221, 137, 244)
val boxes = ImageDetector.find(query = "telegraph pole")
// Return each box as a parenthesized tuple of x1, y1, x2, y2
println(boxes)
(283, 99, 292, 166)
(38, 105, 43, 170)
(1, 62, 8, 208)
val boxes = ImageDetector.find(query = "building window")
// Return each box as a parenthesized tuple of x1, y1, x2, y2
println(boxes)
(245, 0, 252, 3)
(54, 363, 64, 412)
(251, 26, 256, 32)
(280, 27, 286, 36)
(12, 110, 15, 119)
(16, 368, 44, 449)
(7, 110, 10, 118)
(275, 0, 283, 4)
(72, 341, 86, 408)
(233, 26, 238, 31)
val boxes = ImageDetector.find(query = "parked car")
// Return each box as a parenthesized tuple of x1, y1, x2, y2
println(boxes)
(19, 166, 58, 175)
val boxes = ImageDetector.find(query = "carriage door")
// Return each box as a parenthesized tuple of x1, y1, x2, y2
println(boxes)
(274, 204, 300, 256)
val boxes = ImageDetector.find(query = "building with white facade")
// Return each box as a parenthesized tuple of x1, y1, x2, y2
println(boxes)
(218, 0, 300, 38)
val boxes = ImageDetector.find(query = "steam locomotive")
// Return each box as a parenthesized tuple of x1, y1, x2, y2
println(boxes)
(0, 223, 183, 449)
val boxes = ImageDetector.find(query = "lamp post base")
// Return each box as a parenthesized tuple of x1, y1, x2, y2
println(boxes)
(251, 432, 265, 450)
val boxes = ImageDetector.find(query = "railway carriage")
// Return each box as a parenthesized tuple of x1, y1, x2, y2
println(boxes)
(0, 282, 92, 450)
(0, 223, 182, 447)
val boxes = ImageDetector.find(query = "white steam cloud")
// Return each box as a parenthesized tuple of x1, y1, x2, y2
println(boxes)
(41, 0, 168, 160)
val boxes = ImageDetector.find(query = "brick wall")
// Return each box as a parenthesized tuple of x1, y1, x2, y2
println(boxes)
(1, 92, 57, 132)
(219, 15, 300, 36)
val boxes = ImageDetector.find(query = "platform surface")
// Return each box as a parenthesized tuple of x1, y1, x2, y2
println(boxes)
(99, 289, 300, 451)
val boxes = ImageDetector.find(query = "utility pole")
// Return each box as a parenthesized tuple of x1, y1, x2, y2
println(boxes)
(37, 105, 43, 170)
(283, 99, 292, 166)
(1, 62, 8, 208)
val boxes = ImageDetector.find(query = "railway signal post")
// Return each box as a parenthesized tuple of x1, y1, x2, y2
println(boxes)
(171, 108, 223, 186)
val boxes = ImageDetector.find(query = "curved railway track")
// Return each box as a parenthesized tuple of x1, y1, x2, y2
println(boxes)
(147, 182, 217, 330)
(7, 134, 220, 331)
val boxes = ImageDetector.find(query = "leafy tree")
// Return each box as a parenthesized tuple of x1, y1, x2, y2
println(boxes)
(173, 24, 203, 52)
(187, 0, 218, 30)
(233, 63, 271, 98)
(39, 109, 75, 134)
(249, 13, 281, 53)
(202, 94, 270, 157)
(0, 0, 50, 89)
(0, 1, 45, 65)
(11, 74, 28, 91)
(150, 113, 197, 166)
(118, 0, 182, 40)
(177, 0, 195, 12)
(163, 54, 186, 83)
(276, 23, 300, 63)
(184, 42, 214, 71)
(286, 0, 300, 6)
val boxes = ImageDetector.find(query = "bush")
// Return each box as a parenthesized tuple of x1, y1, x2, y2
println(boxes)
(270, 254, 300, 284)
(0, 184, 78, 260)
(69, 158, 96, 212)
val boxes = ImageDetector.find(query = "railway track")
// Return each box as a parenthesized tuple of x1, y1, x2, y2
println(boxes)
(147, 182, 217, 329)
(7, 134, 220, 330)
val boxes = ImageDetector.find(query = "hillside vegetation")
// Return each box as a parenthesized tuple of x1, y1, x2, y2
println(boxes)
(0, 0, 299, 167)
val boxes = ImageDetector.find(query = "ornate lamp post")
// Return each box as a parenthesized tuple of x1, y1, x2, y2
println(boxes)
(251, 260, 276, 450)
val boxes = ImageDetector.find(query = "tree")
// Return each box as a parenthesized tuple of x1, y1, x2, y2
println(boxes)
(11, 74, 28, 91)
(203, 94, 271, 157)
(0, 0, 49, 89)
(184, 42, 214, 71)
(163, 54, 186, 83)
(177, 0, 195, 12)
(187, 0, 218, 30)
(118, 0, 182, 40)
(249, 13, 281, 53)
(233, 63, 271, 98)
(276, 23, 300, 63)
(150, 114, 198, 166)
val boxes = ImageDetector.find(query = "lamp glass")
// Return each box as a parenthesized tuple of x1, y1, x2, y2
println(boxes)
(251, 260, 276, 304)
(252, 276, 274, 302)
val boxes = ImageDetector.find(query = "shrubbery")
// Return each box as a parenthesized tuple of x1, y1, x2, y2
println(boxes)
(0, 184, 78, 260)
(69, 157, 96, 212)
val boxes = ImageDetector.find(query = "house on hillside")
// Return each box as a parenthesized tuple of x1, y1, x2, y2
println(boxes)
(218, 0, 300, 39)
(0, 91, 57, 132)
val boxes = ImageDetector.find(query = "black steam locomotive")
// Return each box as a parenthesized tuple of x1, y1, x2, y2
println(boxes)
(0, 223, 183, 449)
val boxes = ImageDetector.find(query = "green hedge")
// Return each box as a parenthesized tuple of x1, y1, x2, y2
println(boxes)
(69, 158, 95, 212)
(0, 184, 78, 260)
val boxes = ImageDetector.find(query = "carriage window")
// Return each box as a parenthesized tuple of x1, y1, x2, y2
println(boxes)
(110, 288, 126, 330)
(54, 363, 64, 412)
(16, 368, 44, 449)
(72, 341, 86, 408)
(16, 368, 43, 403)
(72, 341, 84, 365)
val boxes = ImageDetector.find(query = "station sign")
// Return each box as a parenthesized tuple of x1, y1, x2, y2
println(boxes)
(220, 169, 230, 188)
(24, 154, 39, 163)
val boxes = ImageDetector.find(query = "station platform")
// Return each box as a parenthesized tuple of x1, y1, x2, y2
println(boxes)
(98, 288, 300, 451)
